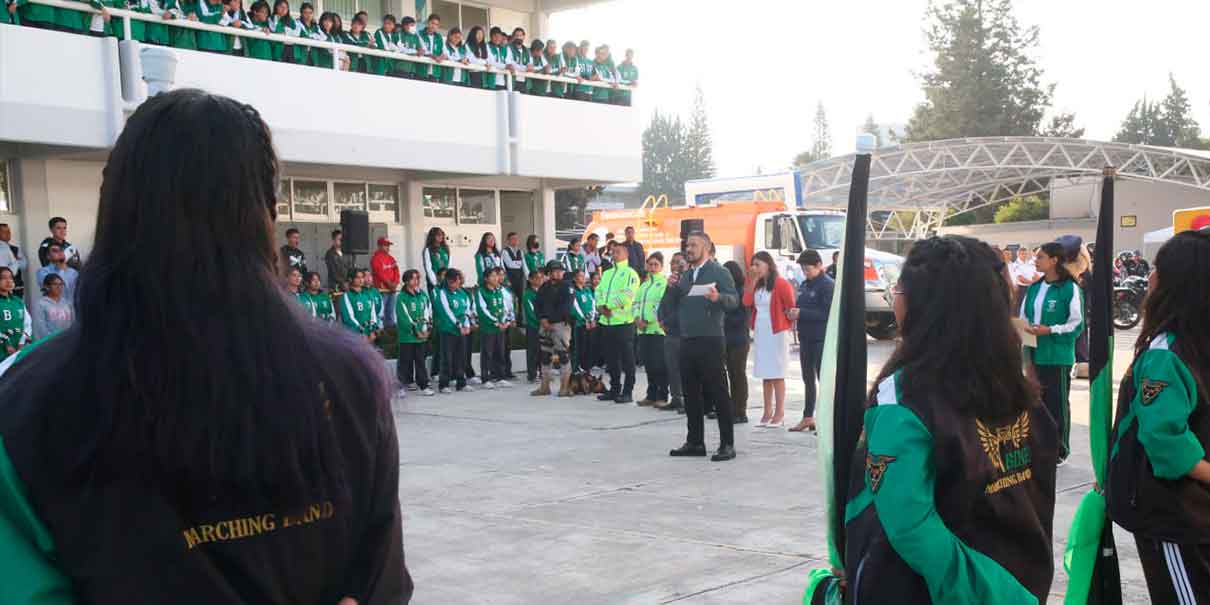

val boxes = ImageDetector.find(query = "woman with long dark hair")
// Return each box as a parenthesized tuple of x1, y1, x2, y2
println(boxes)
(523, 234, 545, 278)
(742, 251, 795, 428)
(844, 235, 1055, 604)
(722, 260, 750, 424)
(33, 273, 74, 340)
(422, 226, 449, 290)
(465, 26, 488, 88)
(1107, 229, 1210, 603)
(474, 231, 503, 286)
(1020, 240, 1084, 464)
(0, 90, 411, 603)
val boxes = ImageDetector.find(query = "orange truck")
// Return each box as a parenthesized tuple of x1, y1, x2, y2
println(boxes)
(582, 172, 904, 339)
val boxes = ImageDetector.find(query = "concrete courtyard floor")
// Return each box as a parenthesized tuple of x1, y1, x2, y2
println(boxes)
(394, 334, 1152, 604)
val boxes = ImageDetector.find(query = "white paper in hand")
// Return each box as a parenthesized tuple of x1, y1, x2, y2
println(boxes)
(688, 282, 716, 297)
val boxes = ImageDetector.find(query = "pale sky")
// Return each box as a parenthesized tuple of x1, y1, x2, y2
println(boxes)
(549, 0, 1210, 178)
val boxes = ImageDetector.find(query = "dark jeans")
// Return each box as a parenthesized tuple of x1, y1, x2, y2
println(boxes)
(1034, 363, 1071, 459)
(480, 331, 508, 382)
(397, 342, 430, 389)
(681, 336, 734, 447)
(799, 336, 824, 418)
(439, 331, 467, 390)
(526, 326, 541, 380)
(464, 331, 476, 378)
(503, 326, 515, 376)
(664, 336, 683, 403)
(726, 340, 750, 418)
(601, 323, 636, 395)
(639, 333, 668, 401)
(574, 325, 594, 373)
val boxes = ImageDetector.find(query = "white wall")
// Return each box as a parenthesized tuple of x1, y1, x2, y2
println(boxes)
(512, 92, 641, 183)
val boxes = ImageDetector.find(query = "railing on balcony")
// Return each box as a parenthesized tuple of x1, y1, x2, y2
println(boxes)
(20, 0, 635, 94)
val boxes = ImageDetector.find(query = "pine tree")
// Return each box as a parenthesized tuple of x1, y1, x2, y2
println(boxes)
(1160, 74, 1201, 148)
(1039, 112, 1085, 138)
(640, 110, 689, 203)
(684, 83, 716, 181)
(1113, 99, 1165, 145)
(862, 114, 883, 148)
(903, 0, 1053, 141)
(792, 102, 833, 168)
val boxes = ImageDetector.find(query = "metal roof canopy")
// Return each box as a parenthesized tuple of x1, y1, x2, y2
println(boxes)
(797, 137, 1210, 239)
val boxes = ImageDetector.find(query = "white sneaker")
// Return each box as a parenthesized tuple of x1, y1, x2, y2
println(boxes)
(406, 383, 419, 391)
(421, 388, 436, 396)
(496, 379, 513, 388)
(461, 385, 476, 393)
(483, 381, 497, 390)
(468, 376, 483, 385)
(396, 388, 408, 399)
(440, 387, 454, 395)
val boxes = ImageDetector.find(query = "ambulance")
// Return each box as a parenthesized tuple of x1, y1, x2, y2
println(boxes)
(582, 172, 904, 340)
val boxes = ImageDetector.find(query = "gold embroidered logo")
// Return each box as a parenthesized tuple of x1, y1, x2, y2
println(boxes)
(866, 454, 896, 493)
(977, 412, 1034, 494)
(1140, 379, 1168, 406)
(181, 501, 335, 550)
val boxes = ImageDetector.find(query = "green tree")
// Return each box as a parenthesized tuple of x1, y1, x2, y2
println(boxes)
(862, 114, 883, 148)
(792, 102, 833, 168)
(555, 186, 604, 231)
(993, 195, 1049, 223)
(904, 0, 1053, 142)
(1040, 112, 1085, 138)
(1160, 74, 1201, 148)
(684, 83, 716, 181)
(640, 110, 689, 203)
(1113, 98, 1165, 145)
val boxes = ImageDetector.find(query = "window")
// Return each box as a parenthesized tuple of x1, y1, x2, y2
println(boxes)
(275, 180, 291, 219)
(431, 0, 488, 31)
(695, 187, 785, 206)
(334, 182, 367, 214)
(0, 162, 9, 213)
(423, 187, 457, 220)
(798, 215, 845, 249)
(458, 188, 496, 224)
(763, 218, 775, 249)
(292, 180, 329, 218)
(368, 184, 398, 215)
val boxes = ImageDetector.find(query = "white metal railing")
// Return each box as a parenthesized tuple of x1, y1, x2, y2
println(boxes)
(25, 0, 634, 93)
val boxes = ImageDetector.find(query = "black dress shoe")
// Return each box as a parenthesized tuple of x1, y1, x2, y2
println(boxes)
(676, 406, 686, 415)
(669, 443, 707, 457)
(711, 445, 736, 461)
(598, 392, 619, 402)
(615, 393, 633, 404)
(706, 411, 718, 419)
(734, 415, 749, 424)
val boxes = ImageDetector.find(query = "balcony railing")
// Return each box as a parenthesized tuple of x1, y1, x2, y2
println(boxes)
(22, 0, 635, 94)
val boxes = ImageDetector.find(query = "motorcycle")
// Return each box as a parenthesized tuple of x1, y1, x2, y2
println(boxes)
(1112, 275, 1147, 330)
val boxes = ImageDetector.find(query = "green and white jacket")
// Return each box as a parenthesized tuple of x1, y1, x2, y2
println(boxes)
(0, 293, 30, 350)
(434, 287, 471, 335)
(395, 288, 433, 344)
(571, 286, 596, 328)
(423, 246, 449, 289)
(475, 285, 508, 335)
(339, 288, 379, 336)
(1020, 278, 1083, 366)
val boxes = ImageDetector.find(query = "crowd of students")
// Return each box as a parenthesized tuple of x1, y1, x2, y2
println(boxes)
(1, 2, 639, 104)
(0, 217, 83, 353)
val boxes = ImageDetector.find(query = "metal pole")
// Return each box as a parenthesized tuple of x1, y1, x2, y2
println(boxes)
(123, 14, 132, 41)
(330, 41, 339, 71)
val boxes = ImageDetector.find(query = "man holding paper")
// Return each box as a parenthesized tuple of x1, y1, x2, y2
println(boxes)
(667, 232, 741, 461)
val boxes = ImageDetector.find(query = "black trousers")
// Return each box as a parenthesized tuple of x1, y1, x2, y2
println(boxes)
(682, 336, 734, 447)
(439, 332, 467, 390)
(464, 331, 477, 378)
(480, 331, 508, 382)
(574, 325, 594, 373)
(726, 340, 750, 419)
(526, 326, 541, 380)
(799, 335, 824, 418)
(1135, 535, 1210, 604)
(601, 323, 636, 395)
(639, 333, 668, 401)
(1034, 363, 1072, 459)
(397, 342, 430, 389)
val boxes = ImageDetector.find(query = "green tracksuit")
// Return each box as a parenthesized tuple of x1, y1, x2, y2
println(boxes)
(245, 18, 274, 60)
(166, 0, 197, 49)
(1021, 278, 1083, 366)
(523, 250, 545, 275)
(417, 28, 443, 79)
(423, 246, 449, 289)
(545, 52, 564, 96)
(54, 0, 86, 31)
(344, 29, 372, 72)
(268, 14, 299, 61)
(308, 27, 336, 68)
(137, 0, 170, 44)
(0, 293, 28, 351)
(299, 291, 335, 321)
(86, 0, 128, 38)
(475, 286, 507, 335)
(434, 287, 471, 335)
(635, 273, 666, 335)
(339, 288, 378, 336)
(571, 286, 595, 328)
(440, 41, 470, 84)
(397, 30, 422, 76)
(396, 289, 433, 344)
(615, 61, 637, 104)
(596, 265, 639, 326)
(562, 252, 585, 275)
(522, 287, 540, 331)
(484, 43, 510, 89)
(590, 60, 616, 102)
(1, 0, 17, 25)
(575, 53, 594, 96)
(15, 0, 53, 27)
(526, 53, 549, 95)
(474, 252, 502, 286)
(372, 28, 399, 75)
(193, 0, 227, 52)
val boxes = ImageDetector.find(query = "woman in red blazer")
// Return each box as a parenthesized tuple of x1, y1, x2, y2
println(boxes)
(742, 251, 798, 427)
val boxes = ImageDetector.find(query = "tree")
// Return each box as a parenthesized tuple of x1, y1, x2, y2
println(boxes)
(1160, 74, 1201, 148)
(684, 83, 716, 181)
(1040, 112, 1085, 138)
(1113, 98, 1165, 145)
(792, 102, 833, 168)
(993, 195, 1049, 223)
(640, 110, 689, 203)
(903, 0, 1053, 142)
(862, 114, 883, 148)
(555, 186, 604, 231)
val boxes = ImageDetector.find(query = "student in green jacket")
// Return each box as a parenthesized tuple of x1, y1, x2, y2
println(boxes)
(193, 0, 227, 52)
(394, 16, 423, 78)
(573, 40, 594, 101)
(339, 269, 379, 341)
(614, 47, 638, 106)
(307, 10, 336, 68)
(523, 234, 545, 277)
(0, 268, 29, 355)
(136, 0, 170, 45)
(244, 0, 273, 60)
(635, 253, 668, 406)
(440, 27, 472, 86)
(842, 235, 1057, 605)
(86, 0, 129, 38)
(416, 12, 443, 81)
(589, 44, 618, 103)
(526, 40, 549, 95)
(1106, 229, 1210, 605)
(562, 238, 586, 274)
(434, 268, 473, 393)
(507, 27, 531, 91)
(299, 271, 335, 321)
(395, 269, 435, 397)
(1020, 240, 1084, 463)
(483, 26, 511, 90)
(474, 231, 503, 287)
(371, 14, 399, 76)
(268, 0, 301, 62)
(545, 40, 566, 97)
(15, 0, 54, 30)
(570, 269, 597, 375)
(522, 269, 544, 383)
(422, 227, 450, 290)
(344, 14, 371, 73)
(2, 0, 18, 25)
(293, 2, 318, 63)
(476, 267, 513, 388)
(165, 0, 198, 49)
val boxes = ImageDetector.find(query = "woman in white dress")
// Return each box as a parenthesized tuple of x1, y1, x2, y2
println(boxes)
(742, 251, 798, 427)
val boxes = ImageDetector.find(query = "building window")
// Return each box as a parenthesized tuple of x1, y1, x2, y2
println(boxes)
(423, 187, 457, 220)
(334, 182, 367, 214)
(0, 162, 10, 213)
(431, 0, 488, 31)
(318, 0, 380, 26)
(275, 180, 291, 220)
(368, 184, 398, 215)
(458, 188, 496, 224)
(292, 180, 329, 219)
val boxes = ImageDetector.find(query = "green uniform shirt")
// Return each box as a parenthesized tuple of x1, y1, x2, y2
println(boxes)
(474, 286, 508, 335)
(1021, 278, 1083, 366)
(423, 246, 449, 288)
(396, 30, 423, 75)
(136, 0, 170, 44)
(596, 265, 639, 326)
(395, 289, 433, 344)
(523, 250, 545, 275)
(440, 41, 471, 84)
(474, 252, 502, 286)
(575, 54, 595, 95)
(166, 0, 198, 49)
(338, 288, 378, 336)
(562, 251, 585, 274)
(417, 28, 443, 78)
(344, 29, 371, 72)
(54, 0, 86, 30)
(545, 53, 566, 96)
(308, 26, 337, 68)
(571, 286, 596, 328)
(0, 294, 28, 351)
(434, 287, 470, 335)
(193, 0, 227, 52)
(635, 273, 667, 335)
(16, 0, 54, 25)
(522, 287, 540, 330)
(268, 14, 300, 61)
(299, 291, 335, 322)
(484, 43, 510, 88)
(616, 61, 637, 103)
(372, 28, 400, 75)
(245, 18, 274, 60)
(590, 60, 616, 102)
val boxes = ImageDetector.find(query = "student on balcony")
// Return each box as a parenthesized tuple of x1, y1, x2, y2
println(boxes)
(307, 11, 337, 69)
(589, 44, 618, 103)
(219, 0, 257, 57)
(465, 25, 487, 88)
(193, 0, 227, 53)
(371, 14, 399, 76)
(293, 2, 318, 63)
(614, 48, 638, 106)
(507, 27, 531, 91)
(484, 26, 510, 90)
(245, 1, 273, 61)
(573, 40, 594, 101)
(165, 0, 199, 50)
(396, 16, 422, 78)
(345, 14, 371, 73)
(527, 40, 548, 95)
(417, 13, 444, 81)
(268, 0, 302, 63)
(441, 26, 472, 86)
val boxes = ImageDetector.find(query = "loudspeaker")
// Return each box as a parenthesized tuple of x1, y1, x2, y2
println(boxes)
(680, 219, 704, 251)
(341, 210, 370, 255)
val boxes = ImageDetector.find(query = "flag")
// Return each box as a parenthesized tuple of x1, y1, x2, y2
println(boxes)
(1063, 167, 1122, 604)
(803, 153, 871, 605)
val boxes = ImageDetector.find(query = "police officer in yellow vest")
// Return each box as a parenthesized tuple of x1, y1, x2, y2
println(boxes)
(596, 241, 641, 403)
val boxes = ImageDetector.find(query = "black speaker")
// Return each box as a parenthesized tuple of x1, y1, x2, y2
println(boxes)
(680, 219, 704, 239)
(341, 210, 370, 255)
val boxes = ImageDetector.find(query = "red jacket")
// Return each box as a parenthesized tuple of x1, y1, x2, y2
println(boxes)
(742, 276, 796, 334)
(370, 250, 400, 289)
